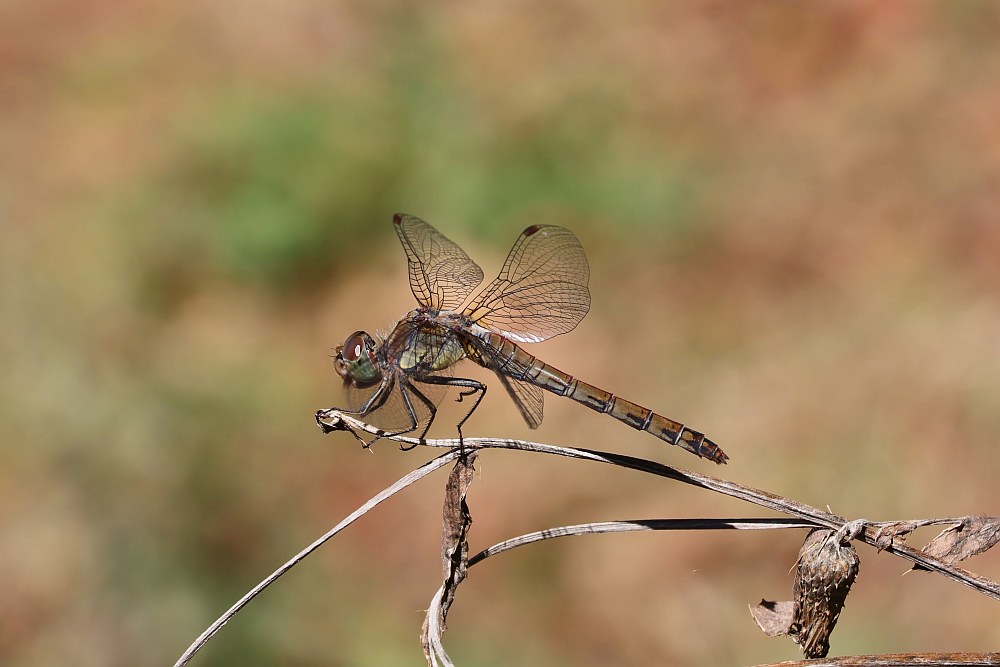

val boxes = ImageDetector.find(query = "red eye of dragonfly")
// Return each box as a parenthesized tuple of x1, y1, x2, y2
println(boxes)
(341, 331, 368, 362)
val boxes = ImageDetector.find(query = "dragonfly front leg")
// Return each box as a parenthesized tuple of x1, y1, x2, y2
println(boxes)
(316, 375, 400, 447)
(415, 375, 487, 447)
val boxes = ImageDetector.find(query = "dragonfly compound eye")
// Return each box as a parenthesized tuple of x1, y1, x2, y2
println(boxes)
(339, 331, 381, 387)
(341, 331, 370, 362)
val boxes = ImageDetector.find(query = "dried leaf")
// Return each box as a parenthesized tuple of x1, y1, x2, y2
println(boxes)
(749, 599, 796, 637)
(422, 453, 477, 666)
(872, 520, 919, 551)
(911, 516, 1000, 572)
(439, 452, 478, 624)
(790, 528, 860, 659)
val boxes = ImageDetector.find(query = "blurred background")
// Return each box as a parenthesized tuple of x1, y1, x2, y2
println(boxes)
(3, 1, 1000, 665)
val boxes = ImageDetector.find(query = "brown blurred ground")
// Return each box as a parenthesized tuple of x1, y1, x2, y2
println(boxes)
(2, 1, 1000, 665)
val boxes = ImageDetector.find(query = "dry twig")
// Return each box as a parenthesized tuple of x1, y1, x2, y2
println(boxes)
(174, 410, 1000, 666)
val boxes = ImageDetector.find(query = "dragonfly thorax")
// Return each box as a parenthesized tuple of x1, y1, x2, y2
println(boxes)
(334, 330, 382, 388)
(386, 309, 469, 374)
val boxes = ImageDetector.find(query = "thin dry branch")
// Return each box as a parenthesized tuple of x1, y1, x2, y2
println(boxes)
(469, 518, 815, 566)
(173, 449, 462, 667)
(313, 411, 1000, 664)
(319, 409, 1000, 602)
(178, 412, 1000, 665)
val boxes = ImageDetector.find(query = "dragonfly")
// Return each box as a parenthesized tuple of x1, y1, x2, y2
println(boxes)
(316, 214, 728, 464)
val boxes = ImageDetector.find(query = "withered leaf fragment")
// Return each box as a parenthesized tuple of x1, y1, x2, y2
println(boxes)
(871, 520, 919, 551)
(438, 452, 477, 624)
(422, 452, 477, 665)
(911, 516, 1000, 572)
(749, 599, 796, 637)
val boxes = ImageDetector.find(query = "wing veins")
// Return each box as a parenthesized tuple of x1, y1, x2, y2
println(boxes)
(463, 224, 590, 343)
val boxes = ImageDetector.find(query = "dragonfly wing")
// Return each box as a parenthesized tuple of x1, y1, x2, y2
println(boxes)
(344, 370, 447, 432)
(394, 213, 485, 311)
(464, 225, 590, 342)
(495, 372, 544, 429)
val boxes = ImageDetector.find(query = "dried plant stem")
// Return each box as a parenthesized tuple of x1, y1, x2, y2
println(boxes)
(172, 449, 461, 667)
(177, 411, 1000, 665)
(323, 410, 1000, 603)
(469, 518, 814, 566)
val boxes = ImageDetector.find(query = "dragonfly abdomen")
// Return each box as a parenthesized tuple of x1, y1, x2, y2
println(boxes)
(526, 354, 728, 465)
(469, 330, 728, 464)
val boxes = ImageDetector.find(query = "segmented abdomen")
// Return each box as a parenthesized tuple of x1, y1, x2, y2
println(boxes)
(472, 331, 728, 464)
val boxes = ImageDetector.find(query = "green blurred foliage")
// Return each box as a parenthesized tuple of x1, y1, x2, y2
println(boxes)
(125, 91, 400, 300)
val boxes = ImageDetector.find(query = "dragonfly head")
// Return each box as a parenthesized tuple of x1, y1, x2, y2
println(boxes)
(334, 330, 382, 388)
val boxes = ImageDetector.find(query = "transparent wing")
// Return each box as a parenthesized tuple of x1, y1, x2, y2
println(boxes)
(464, 225, 591, 343)
(344, 371, 447, 432)
(394, 213, 485, 311)
(495, 373, 544, 429)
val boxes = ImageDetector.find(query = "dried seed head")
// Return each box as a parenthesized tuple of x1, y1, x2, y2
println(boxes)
(790, 528, 861, 659)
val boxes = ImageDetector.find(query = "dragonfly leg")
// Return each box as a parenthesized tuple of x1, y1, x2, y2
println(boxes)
(364, 382, 439, 450)
(395, 382, 437, 451)
(317, 375, 403, 448)
(415, 375, 487, 449)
